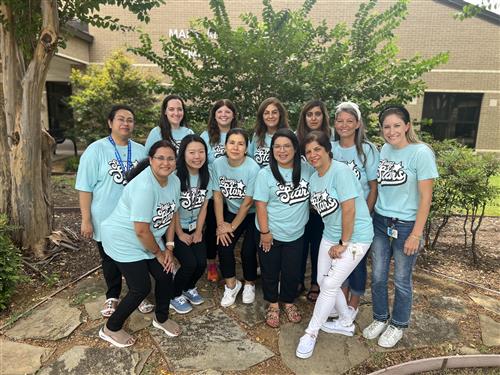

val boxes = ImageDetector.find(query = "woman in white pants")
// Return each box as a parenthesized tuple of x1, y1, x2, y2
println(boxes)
(296, 131, 373, 359)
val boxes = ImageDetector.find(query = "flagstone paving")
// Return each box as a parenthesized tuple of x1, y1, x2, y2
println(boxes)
(0, 339, 55, 375)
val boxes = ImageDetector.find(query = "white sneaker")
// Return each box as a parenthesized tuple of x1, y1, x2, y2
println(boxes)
(362, 320, 389, 340)
(221, 280, 242, 307)
(321, 319, 355, 336)
(378, 325, 403, 348)
(347, 306, 359, 321)
(242, 284, 256, 304)
(296, 333, 317, 359)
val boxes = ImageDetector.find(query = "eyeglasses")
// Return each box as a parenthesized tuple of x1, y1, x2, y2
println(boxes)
(306, 111, 323, 118)
(272, 144, 293, 151)
(152, 156, 176, 162)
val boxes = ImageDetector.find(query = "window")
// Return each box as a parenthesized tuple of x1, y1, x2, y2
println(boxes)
(421, 92, 483, 148)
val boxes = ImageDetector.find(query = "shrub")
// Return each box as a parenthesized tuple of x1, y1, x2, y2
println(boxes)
(64, 156, 80, 172)
(0, 214, 23, 310)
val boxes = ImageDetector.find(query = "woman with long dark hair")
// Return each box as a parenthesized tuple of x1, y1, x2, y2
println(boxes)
(362, 105, 438, 348)
(145, 94, 194, 152)
(201, 99, 239, 283)
(254, 129, 312, 328)
(211, 128, 260, 307)
(248, 97, 289, 168)
(99, 140, 182, 347)
(169, 135, 211, 314)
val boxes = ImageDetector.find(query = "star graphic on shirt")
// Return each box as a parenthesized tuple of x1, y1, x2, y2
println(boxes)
(237, 180, 245, 190)
(347, 160, 357, 169)
(393, 162, 403, 172)
(321, 190, 329, 200)
(299, 179, 308, 188)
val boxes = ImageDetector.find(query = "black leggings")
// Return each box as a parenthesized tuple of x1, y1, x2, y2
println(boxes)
(106, 257, 173, 332)
(257, 234, 303, 304)
(173, 230, 207, 297)
(96, 241, 122, 300)
(217, 211, 257, 281)
(300, 211, 323, 287)
(205, 199, 218, 260)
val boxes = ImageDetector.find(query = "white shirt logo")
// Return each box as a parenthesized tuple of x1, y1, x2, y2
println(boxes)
(275, 179, 310, 205)
(254, 146, 270, 167)
(180, 188, 207, 211)
(219, 176, 246, 199)
(108, 159, 139, 185)
(310, 190, 339, 217)
(213, 144, 225, 159)
(343, 160, 361, 180)
(377, 160, 407, 186)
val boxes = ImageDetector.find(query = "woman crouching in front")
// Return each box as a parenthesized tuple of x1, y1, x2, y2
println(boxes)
(296, 131, 373, 359)
(99, 140, 182, 347)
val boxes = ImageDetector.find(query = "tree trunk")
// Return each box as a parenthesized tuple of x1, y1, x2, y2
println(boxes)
(1, 1, 58, 257)
(0, 60, 12, 215)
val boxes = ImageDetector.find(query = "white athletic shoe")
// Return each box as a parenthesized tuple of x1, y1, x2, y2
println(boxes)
(221, 280, 242, 307)
(362, 320, 389, 340)
(242, 284, 256, 304)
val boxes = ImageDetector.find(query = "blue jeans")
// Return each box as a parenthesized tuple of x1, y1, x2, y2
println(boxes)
(370, 213, 419, 328)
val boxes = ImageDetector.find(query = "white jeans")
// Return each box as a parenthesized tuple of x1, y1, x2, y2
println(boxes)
(306, 238, 371, 336)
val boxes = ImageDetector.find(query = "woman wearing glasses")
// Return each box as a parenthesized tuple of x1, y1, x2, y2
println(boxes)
(76, 105, 154, 318)
(331, 101, 379, 322)
(145, 94, 194, 152)
(99, 140, 182, 347)
(254, 129, 313, 328)
(362, 105, 438, 348)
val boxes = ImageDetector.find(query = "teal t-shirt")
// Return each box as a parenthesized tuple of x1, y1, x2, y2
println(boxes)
(309, 160, 373, 244)
(253, 162, 312, 242)
(200, 130, 227, 165)
(248, 133, 272, 168)
(145, 126, 194, 153)
(331, 141, 379, 200)
(101, 167, 180, 263)
(375, 143, 438, 221)
(75, 137, 147, 241)
(211, 156, 260, 214)
(178, 173, 213, 230)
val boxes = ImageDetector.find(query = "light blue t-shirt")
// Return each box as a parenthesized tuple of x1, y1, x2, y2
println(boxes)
(200, 130, 227, 164)
(211, 156, 260, 214)
(178, 173, 213, 230)
(309, 160, 373, 244)
(248, 133, 272, 168)
(75, 137, 147, 241)
(101, 167, 180, 263)
(145, 126, 194, 153)
(253, 163, 312, 242)
(332, 141, 380, 199)
(375, 143, 438, 221)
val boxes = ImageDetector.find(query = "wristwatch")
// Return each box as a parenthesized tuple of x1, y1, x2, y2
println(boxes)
(166, 241, 175, 249)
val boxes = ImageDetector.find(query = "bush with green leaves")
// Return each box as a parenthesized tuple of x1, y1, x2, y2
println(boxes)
(130, 0, 447, 133)
(425, 140, 499, 264)
(69, 50, 163, 145)
(0, 214, 23, 310)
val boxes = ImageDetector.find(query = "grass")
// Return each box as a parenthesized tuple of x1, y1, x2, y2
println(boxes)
(484, 174, 500, 216)
(51, 174, 76, 188)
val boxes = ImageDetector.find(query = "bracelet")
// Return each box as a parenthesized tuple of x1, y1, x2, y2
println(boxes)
(260, 230, 270, 235)
(166, 241, 175, 248)
(409, 234, 422, 241)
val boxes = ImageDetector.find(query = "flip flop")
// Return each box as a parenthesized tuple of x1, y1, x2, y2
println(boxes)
(138, 299, 155, 314)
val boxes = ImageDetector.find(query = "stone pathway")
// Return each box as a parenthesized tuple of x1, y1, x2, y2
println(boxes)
(1, 269, 499, 374)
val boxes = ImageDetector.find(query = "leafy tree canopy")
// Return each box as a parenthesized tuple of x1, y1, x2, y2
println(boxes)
(130, 0, 448, 131)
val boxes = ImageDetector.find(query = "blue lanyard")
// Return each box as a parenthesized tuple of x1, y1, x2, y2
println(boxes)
(108, 136, 132, 174)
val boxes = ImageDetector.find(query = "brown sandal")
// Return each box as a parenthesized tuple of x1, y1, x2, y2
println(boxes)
(265, 305, 280, 328)
(284, 304, 302, 323)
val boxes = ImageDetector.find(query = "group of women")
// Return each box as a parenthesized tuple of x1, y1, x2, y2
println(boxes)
(76, 95, 438, 356)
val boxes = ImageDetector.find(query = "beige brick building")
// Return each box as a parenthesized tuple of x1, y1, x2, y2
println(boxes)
(49, 0, 500, 152)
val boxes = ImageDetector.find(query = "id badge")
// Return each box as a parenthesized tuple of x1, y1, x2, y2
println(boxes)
(188, 221, 197, 232)
(387, 226, 398, 239)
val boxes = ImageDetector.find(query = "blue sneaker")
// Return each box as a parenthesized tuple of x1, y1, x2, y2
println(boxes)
(169, 295, 193, 314)
(182, 288, 204, 305)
